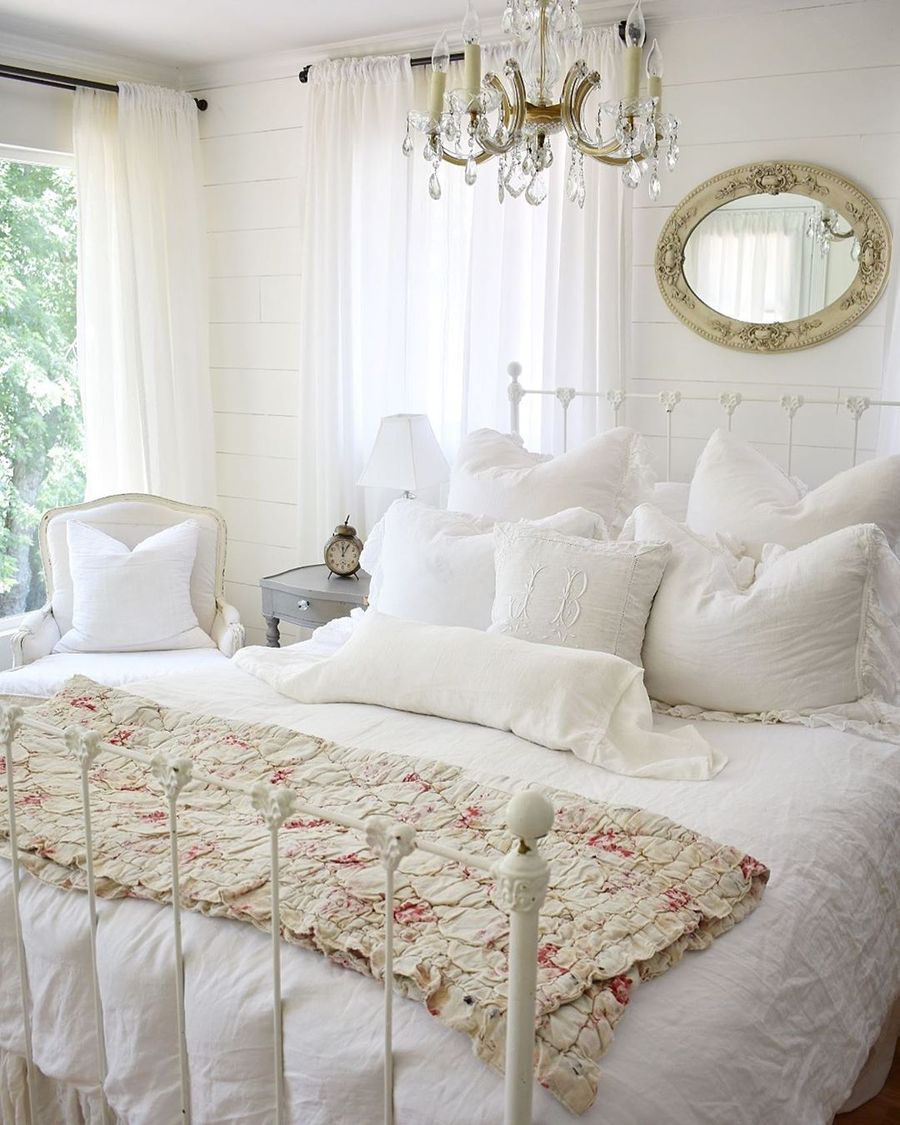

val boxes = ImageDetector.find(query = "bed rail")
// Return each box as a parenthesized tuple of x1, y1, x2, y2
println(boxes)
(1, 704, 554, 1125)
(506, 361, 900, 479)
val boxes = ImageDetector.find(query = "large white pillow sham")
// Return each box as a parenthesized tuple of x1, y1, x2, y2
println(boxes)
(359, 500, 606, 631)
(447, 427, 653, 533)
(234, 611, 724, 780)
(631, 504, 900, 714)
(686, 428, 900, 556)
(489, 524, 669, 666)
(55, 520, 214, 653)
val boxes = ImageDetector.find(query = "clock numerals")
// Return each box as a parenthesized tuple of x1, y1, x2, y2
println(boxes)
(325, 539, 360, 575)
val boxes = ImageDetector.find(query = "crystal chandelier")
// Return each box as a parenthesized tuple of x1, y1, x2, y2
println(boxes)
(402, 0, 679, 206)
(805, 205, 861, 260)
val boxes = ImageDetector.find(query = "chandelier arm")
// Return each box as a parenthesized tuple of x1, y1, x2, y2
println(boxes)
(440, 148, 494, 167)
(475, 73, 518, 157)
(563, 68, 626, 162)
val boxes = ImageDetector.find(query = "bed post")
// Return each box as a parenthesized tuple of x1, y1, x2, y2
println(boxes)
(495, 790, 554, 1125)
(1, 705, 38, 1125)
(508, 362, 525, 437)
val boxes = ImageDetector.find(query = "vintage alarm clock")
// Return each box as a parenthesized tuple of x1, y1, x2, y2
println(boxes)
(324, 516, 364, 578)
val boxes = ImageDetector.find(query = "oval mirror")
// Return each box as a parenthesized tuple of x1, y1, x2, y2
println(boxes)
(655, 162, 891, 352)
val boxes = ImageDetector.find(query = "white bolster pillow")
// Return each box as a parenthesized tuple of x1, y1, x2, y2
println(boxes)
(235, 612, 725, 780)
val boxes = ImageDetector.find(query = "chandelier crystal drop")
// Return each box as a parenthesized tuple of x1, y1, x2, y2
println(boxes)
(805, 205, 860, 259)
(403, 0, 679, 207)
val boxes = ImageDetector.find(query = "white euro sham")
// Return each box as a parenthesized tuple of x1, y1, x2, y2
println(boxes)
(489, 524, 669, 666)
(632, 504, 900, 714)
(447, 427, 654, 533)
(686, 429, 900, 556)
(233, 611, 724, 780)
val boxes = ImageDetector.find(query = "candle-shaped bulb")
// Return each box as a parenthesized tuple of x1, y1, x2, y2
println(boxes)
(624, 0, 645, 48)
(462, 0, 481, 44)
(646, 38, 663, 79)
(432, 30, 450, 72)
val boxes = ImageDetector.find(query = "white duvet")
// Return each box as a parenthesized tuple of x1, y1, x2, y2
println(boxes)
(1, 626, 898, 1124)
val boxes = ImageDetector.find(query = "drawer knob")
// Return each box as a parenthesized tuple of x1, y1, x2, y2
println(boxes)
(297, 598, 311, 611)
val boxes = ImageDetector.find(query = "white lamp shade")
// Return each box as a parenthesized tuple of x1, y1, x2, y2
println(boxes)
(357, 414, 450, 492)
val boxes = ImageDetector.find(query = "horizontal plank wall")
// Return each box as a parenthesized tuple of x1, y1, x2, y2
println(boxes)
(195, 76, 308, 645)
(627, 0, 900, 483)
(194, 0, 900, 641)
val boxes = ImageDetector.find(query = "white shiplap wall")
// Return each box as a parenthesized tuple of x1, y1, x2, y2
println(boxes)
(193, 0, 900, 638)
(625, 0, 900, 483)
(196, 77, 309, 645)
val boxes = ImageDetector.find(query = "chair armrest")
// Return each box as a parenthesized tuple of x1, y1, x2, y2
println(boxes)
(210, 602, 245, 657)
(10, 606, 62, 668)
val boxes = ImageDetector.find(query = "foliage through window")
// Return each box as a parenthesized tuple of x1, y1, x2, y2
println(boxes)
(0, 158, 83, 617)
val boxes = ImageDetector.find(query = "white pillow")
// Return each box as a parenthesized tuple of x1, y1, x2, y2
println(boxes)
(632, 504, 900, 714)
(234, 611, 724, 780)
(360, 500, 607, 631)
(447, 427, 654, 534)
(55, 520, 214, 653)
(489, 524, 669, 666)
(686, 429, 900, 557)
(651, 480, 690, 523)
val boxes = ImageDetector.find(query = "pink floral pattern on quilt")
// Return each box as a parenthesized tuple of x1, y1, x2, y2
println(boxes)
(0, 677, 769, 1114)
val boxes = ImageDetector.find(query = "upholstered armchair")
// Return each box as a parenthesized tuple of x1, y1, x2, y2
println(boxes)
(9, 493, 244, 677)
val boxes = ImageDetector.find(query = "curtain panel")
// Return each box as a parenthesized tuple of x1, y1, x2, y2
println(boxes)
(73, 83, 215, 506)
(298, 28, 627, 554)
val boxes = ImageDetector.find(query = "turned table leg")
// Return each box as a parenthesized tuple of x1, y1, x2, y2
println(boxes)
(265, 616, 281, 648)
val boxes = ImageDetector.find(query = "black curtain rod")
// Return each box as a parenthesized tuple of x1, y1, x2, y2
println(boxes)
(298, 21, 631, 83)
(0, 63, 208, 110)
(298, 52, 464, 84)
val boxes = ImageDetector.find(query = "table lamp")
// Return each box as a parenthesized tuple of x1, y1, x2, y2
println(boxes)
(357, 414, 450, 498)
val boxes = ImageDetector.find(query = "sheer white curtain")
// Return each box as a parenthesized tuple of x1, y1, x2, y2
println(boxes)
(73, 83, 215, 505)
(684, 207, 811, 323)
(298, 28, 626, 553)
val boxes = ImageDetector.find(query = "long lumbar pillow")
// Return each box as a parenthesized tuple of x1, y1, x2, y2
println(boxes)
(632, 504, 900, 714)
(233, 611, 725, 780)
(686, 428, 900, 557)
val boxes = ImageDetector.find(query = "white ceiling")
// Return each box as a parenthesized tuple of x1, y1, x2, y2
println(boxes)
(0, 0, 863, 74)
(0, 0, 511, 68)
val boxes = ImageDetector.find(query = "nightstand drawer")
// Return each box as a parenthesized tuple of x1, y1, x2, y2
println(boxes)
(264, 586, 359, 628)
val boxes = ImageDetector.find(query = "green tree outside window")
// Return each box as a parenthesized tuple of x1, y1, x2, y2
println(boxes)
(0, 158, 84, 616)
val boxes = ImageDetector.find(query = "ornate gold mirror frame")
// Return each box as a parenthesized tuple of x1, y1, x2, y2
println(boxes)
(655, 161, 892, 352)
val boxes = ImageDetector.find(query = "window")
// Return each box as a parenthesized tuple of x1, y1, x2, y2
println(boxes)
(0, 157, 83, 617)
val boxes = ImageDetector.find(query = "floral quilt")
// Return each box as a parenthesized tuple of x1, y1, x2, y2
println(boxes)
(0, 677, 769, 1114)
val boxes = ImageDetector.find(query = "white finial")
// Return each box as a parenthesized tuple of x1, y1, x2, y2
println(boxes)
(506, 789, 554, 842)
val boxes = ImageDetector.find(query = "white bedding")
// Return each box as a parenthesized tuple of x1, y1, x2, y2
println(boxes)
(1, 629, 898, 1124)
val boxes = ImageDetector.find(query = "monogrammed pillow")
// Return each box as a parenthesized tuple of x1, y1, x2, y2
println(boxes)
(359, 500, 607, 631)
(489, 524, 669, 666)
(686, 429, 900, 557)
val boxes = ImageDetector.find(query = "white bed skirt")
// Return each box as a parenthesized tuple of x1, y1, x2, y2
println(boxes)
(0, 1049, 105, 1125)
(1, 1010, 896, 1125)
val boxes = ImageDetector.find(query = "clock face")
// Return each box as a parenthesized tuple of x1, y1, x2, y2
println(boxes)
(325, 537, 361, 575)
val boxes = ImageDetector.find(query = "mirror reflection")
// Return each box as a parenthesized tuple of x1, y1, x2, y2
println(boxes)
(683, 193, 860, 323)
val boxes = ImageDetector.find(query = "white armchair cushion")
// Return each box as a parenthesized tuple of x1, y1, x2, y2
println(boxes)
(45, 498, 220, 636)
(54, 520, 214, 653)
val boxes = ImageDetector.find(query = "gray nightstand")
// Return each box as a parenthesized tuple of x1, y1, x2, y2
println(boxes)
(260, 564, 370, 647)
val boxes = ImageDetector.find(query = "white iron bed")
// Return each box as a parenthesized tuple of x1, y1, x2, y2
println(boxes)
(0, 377, 898, 1125)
